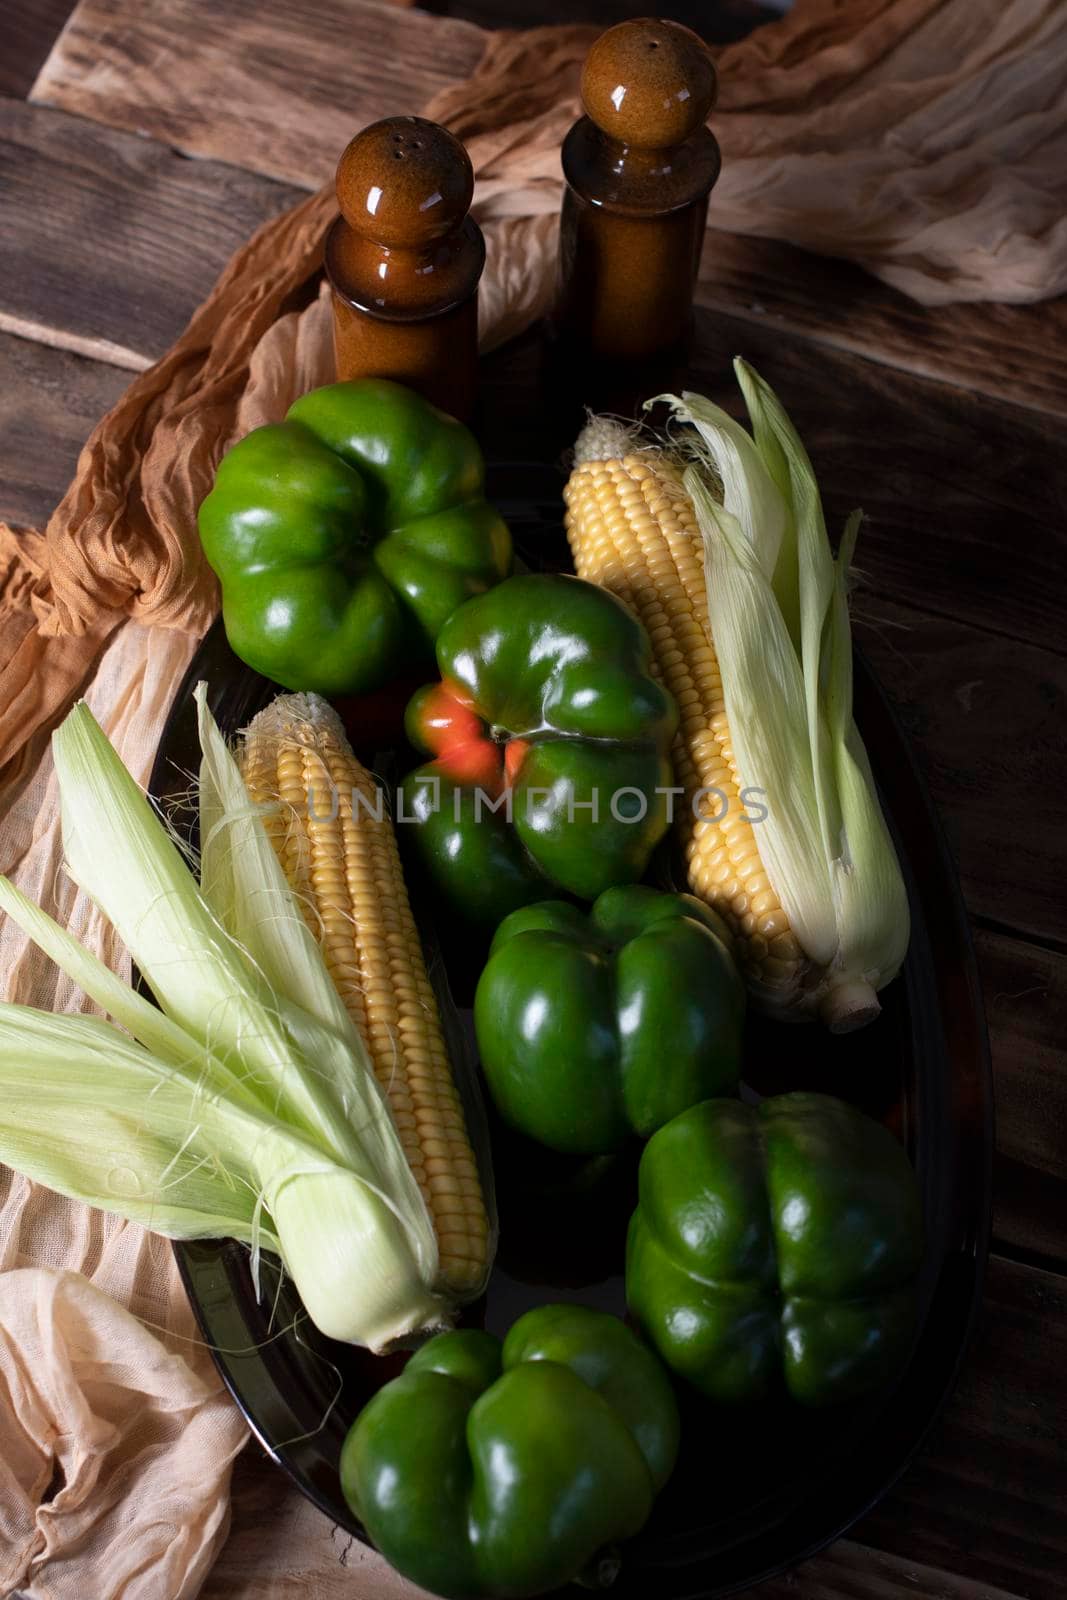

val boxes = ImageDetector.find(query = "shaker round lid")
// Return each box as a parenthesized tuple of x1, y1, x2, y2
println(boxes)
(581, 18, 718, 150)
(335, 116, 475, 250)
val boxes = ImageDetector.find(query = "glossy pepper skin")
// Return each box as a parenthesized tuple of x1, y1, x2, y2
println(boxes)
(401, 573, 678, 928)
(341, 1304, 679, 1600)
(198, 378, 512, 695)
(475, 886, 745, 1154)
(627, 1094, 924, 1407)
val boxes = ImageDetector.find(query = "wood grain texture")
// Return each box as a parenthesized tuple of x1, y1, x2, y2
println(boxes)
(699, 231, 1067, 422)
(200, 1456, 434, 1600)
(198, 1257, 1066, 1600)
(27, 0, 1067, 433)
(430, 0, 775, 43)
(30, 0, 488, 190)
(0, 99, 305, 369)
(856, 1257, 1067, 1599)
(26, 0, 1067, 428)
(684, 309, 1066, 664)
(5, 110, 1063, 453)
(851, 598, 1066, 948)
(0, 331, 128, 529)
(0, 0, 75, 98)
(977, 929, 1067, 1266)
(750, 1540, 1031, 1600)
(202, 1459, 1033, 1600)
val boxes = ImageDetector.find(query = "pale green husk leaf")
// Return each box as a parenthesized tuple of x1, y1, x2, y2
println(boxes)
(0, 1003, 282, 1247)
(0, 698, 444, 1349)
(684, 470, 837, 969)
(824, 514, 911, 988)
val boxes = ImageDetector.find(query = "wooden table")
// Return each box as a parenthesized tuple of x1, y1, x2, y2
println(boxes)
(1, 2, 1064, 1597)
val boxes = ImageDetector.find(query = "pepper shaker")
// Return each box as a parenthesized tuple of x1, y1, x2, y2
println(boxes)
(325, 116, 484, 422)
(553, 19, 720, 407)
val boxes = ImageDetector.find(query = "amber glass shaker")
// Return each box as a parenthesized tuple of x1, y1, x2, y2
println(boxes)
(325, 116, 484, 422)
(554, 19, 720, 408)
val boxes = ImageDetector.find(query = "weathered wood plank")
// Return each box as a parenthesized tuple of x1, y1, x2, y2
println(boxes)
(6, 112, 1063, 450)
(851, 597, 1066, 949)
(857, 1256, 1066, 1598)
(684, 309, 1066, 662)
(0, 99, 305, 369)
(203, 1450, 1033, 1600)
(27, 0, 1067, 427)
(699, 231, 1067, 422)
(30, 0, 488, 190)
(0, 331, 128, 529)
(978, 929, 1067, 1266)
(200, 1456, 432, 1600)
(750, 1539, 1031, 1600)
(200, 1256, 1066, 1600)
(0, 0, 74, 99)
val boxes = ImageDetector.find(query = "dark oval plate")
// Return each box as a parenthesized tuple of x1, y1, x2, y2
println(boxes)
(149, 463, 992, 1598)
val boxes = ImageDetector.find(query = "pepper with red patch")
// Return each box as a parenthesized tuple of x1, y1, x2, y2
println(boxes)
(400, 573, 679, 930)
(405, 682, 531, 795)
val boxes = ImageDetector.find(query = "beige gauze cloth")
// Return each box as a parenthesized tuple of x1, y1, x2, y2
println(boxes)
(1, 1, 1065, 1594)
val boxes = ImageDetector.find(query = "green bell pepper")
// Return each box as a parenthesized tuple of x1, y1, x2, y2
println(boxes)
(627, 1094, 924, 1407)
(475, 886, 744, 1154)
(401, 573, 678, 927)
(198, 378, 512, 695)
(341, 1303, 679, 1600)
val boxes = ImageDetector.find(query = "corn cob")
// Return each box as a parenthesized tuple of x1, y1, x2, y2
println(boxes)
(238, 692, 489, 1296)
(564, 428, 806, 1017)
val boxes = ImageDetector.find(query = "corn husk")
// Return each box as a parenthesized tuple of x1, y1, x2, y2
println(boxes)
(654, 361, 910, 1030)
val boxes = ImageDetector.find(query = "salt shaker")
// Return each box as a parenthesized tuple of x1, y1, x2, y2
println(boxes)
(554, 19, 720, 401)
(325, 116, 484, 422)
